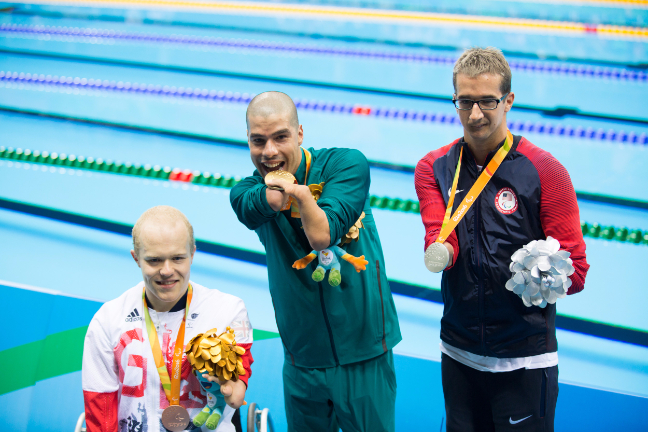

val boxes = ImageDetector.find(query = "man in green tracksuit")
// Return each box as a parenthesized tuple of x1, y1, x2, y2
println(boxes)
(230, 91, 401, 432)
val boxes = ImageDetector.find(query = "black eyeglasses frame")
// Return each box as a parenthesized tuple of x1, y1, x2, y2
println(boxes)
(452, 93, 510, 111)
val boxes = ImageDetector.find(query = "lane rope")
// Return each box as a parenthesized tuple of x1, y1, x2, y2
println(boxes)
(1, 70, 646, 145)
(12, 0, 648, 39)
(1, 146, 647, 245)
(2, 23, 647, 83)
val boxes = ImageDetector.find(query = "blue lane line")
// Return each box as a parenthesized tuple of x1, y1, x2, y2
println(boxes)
(2, 105, 647, 209)
(3, 4, 647, 68)
(2, 23, 646, 83)
(1, 196, 646, 348)
(1, 46, 646, 126)
(2, 70, 646, 144)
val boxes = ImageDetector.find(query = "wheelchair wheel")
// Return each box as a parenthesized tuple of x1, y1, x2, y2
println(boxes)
(246, 402, 257, 432)
(74, 412, 86, 432)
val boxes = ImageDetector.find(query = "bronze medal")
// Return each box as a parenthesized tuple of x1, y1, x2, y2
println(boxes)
(161, 405, 191, 432)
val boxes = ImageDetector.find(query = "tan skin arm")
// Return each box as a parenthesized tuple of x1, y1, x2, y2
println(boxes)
(265, 178, 331, 251)
(444, 242, 454, 269)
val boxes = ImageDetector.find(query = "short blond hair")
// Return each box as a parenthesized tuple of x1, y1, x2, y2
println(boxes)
(453, 47, 512, 95)
(132, 206, 195, 256)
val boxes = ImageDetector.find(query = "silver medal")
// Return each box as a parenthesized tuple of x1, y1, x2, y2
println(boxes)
(424, 242, 450, 273)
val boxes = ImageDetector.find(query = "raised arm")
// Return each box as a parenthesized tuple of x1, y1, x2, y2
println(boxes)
(230, 174, 280, 231)
(265, 149, 371, 251)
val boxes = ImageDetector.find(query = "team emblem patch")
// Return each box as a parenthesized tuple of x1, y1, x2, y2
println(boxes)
(495, 188, 518, 215)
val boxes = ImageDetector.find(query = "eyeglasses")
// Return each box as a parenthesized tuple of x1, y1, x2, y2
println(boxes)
(453, 93, 509, 111)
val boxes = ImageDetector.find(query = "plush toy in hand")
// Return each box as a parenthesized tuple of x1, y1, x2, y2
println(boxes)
(293, 241, 368, 286)
(192, 372, 227, 430)
(184, 327, 247, 430)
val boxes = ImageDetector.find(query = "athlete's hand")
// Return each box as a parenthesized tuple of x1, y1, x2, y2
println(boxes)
(202, 374, 247, 409)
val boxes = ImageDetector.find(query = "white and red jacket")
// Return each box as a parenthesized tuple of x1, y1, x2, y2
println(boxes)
(82, 281, 253, 432)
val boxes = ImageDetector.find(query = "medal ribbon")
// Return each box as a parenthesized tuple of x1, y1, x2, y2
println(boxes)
(142, 285, 193, 405)
(279, 147, 312, 218)
(436, 130, 514, 244)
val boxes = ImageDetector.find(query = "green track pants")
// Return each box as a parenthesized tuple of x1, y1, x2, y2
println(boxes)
(283, 350, 396, 432)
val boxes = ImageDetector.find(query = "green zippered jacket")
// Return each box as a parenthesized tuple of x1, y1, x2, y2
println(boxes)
(230, 146, 401, 368)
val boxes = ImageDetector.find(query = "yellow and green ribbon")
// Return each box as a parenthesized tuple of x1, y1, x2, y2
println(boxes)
(142, 284, 193, 405)
(437, 130, 514, 244)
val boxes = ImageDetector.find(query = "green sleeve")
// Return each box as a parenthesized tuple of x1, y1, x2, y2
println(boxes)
(317, 149, 371, 246)
(230, 174, 279, 230)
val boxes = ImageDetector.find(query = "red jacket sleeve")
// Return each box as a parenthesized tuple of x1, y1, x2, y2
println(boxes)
(517, 139, 590, 294)
(83, 390, 119, 432)
(236, 343, 253, 387)
(415, 143, 460, 268)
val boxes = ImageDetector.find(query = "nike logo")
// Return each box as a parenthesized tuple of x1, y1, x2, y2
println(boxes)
(448, 188, 464, 196)
(509, 415, 532, 425)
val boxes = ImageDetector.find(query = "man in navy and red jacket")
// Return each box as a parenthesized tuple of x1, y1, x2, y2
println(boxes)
(415, 47, 589, 432)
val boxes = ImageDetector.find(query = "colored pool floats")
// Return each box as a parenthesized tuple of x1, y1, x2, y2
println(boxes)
(1, 23, 647, 82)
(0, 146, 242, 188)
(0, 146, 422, 213)
(2, 146, 645, 243)
(581, 222, 648, 245)
(2, 70, 647, 145)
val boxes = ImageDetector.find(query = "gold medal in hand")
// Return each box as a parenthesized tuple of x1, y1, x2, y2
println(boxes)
(265, 170, 296, 191)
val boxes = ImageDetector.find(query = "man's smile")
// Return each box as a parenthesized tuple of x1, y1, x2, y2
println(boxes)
(262, 161, 285, 173)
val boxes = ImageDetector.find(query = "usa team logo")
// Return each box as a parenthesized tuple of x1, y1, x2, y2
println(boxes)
(495, 188, 518, 215)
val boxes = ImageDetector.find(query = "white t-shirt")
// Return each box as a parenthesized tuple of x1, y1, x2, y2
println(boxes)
(440, 341, 558, 372)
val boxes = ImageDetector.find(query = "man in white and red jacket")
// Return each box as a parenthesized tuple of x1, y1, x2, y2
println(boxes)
(415, 48, 589, 432)
(82, 206, 253, 432)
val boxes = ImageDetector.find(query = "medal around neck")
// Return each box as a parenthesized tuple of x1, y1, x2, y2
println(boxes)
(264, 170, 296, 191)
(161, 405, 191, 431)
(505, 236, 575, 308)
(425, 242, 450, 273)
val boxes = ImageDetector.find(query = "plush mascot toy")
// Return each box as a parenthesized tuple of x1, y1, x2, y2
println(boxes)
(184, 328, 247, 430)
(192, 373, 227, 429)
(292, 213, 369, 286)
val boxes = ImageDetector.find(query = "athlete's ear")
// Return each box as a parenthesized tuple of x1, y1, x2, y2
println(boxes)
(131, 250, 141, 267)
(504, 92, 515, 113)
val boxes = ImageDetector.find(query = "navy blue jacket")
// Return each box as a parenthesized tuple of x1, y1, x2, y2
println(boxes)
(415, 135, 589, 358)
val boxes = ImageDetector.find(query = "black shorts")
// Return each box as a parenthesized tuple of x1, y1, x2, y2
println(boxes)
(441, 353, 559, 432)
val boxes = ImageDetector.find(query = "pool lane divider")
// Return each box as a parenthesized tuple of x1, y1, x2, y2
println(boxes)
(13, 0, 648, 39)
(3, 146, 648, 243)
(3, 49, 648, 127)
(2, 23, 647, 83)
(2, 69, 648, 142)
(2, 99, 648, 209)
(1, 196, 646, 348)
(5, 8, 646, 70)
(1, 103, 647, 211)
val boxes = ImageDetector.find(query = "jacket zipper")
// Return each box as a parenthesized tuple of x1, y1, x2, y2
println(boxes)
(318, 282, 339, 365)
(376, 260, 387, 352)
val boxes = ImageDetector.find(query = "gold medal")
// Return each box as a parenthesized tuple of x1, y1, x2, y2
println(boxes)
(264, 170, 297, 190)
(161, 405, 190, 431)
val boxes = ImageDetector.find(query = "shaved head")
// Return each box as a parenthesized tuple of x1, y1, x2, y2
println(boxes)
(246, 91, 299, 131)
(132, 205, 195, 256)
